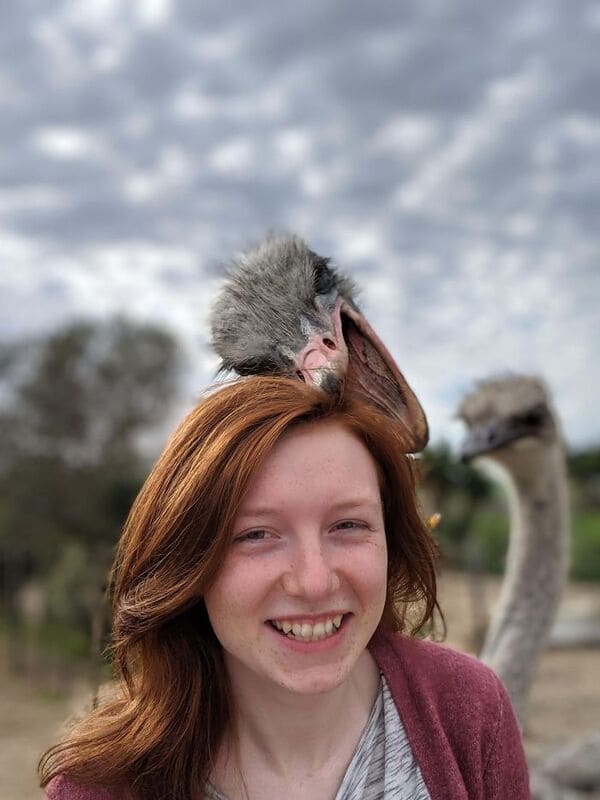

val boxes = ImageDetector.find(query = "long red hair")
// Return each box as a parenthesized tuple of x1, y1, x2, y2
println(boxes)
(40, 376, 439, 799)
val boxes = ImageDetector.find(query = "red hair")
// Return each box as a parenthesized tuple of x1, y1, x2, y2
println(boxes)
(40, 376, 439, 799)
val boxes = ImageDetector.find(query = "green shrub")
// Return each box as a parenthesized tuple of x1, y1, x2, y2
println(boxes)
(437, 509, 600, 582)
(571, 511, 600, 581)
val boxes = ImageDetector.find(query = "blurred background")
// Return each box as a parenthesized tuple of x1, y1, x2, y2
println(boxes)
(1, 1, 599, 797)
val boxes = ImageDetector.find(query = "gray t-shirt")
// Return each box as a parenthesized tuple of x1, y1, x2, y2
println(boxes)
(206, 675, 431, 799)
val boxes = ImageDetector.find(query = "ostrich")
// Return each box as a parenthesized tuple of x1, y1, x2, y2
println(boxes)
(210, 234, 428, 453)
(457, 374, 570, 725)
(458, 375, 600, 798)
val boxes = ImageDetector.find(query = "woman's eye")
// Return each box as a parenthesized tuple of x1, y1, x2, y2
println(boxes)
(237, 529, 269, 542)
(333, 520, 365, 531)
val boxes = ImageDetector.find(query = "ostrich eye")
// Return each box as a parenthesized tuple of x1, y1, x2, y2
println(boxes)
(234, 350, 288, 375)
(313, 258, 335, 294)
(515, 406, 545, 428)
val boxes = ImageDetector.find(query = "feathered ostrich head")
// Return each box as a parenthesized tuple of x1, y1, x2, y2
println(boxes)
(457, 374, 560, 471)
(210, 234, 428, 453)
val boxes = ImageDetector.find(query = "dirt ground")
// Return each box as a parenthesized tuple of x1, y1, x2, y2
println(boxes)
(2, 570, 599, 800)
(437, 570, 600, 762)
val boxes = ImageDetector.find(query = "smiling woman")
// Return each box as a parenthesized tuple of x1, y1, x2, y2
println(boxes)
(204, 421, 389, 703)
(39, 376, 530, 800)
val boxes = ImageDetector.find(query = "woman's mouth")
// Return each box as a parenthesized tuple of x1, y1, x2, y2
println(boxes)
(268, 614, 348, 643)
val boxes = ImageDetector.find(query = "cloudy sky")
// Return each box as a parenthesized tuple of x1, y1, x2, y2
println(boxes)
(1, 0, 598, 449)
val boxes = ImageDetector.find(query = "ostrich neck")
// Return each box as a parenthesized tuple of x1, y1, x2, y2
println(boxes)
(479, 443, 570, 726)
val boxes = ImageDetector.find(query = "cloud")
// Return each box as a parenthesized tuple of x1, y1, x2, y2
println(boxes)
(31, 126, 107, 160)
(0, 0, 598, 448)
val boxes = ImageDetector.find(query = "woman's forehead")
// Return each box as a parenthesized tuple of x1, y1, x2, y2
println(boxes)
(240, 420, 381, 502)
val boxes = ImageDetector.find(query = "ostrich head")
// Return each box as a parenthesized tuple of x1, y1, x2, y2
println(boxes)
(457, 374, 560, 477)
(210, 234, 428, 452)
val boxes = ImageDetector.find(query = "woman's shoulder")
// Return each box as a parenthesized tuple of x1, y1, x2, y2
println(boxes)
(369, 629, 516, 738)
(44, 775, 122, 800)
(370, 629, 501, 698)
(369, 631, 530, 798)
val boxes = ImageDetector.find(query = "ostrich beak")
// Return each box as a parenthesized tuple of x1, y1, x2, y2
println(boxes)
(294, 298, 429, 453)
(293, 297, 349, 394)
(460, 420, 521, 461)
(341, 302, 429, 452)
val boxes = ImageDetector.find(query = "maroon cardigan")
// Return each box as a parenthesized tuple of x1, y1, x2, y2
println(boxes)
(45, 632, 530, 799)
(370, 631, 530, 798)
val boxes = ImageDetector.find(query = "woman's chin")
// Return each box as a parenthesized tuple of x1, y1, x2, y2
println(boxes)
(268, 643, 377, 697)
(270, 664, 352, 696)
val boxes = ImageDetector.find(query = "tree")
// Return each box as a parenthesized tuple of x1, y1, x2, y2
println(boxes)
(0, 317, 182, 663)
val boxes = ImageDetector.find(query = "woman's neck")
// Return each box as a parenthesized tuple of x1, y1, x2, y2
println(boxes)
(214, 649, 380, 790)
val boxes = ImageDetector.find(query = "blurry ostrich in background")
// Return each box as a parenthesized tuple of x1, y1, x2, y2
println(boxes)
(458, 375, 600, 797)
(457, 375, 570, 725)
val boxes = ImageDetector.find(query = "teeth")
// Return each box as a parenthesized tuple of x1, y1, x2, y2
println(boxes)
(270, 615, 346, 642)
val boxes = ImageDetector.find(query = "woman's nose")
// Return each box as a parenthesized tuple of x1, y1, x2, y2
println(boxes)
(281, 543, 341, 599)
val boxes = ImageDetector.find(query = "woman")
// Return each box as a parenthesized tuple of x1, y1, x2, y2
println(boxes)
(40, 376, 530, 799)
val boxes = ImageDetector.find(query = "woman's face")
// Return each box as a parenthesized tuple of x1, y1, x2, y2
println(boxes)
(204, 421, 388, 697)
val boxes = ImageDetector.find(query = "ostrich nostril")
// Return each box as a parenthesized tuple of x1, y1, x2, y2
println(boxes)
(487, 430, 496, 444)
(323, 338, 336, 350)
